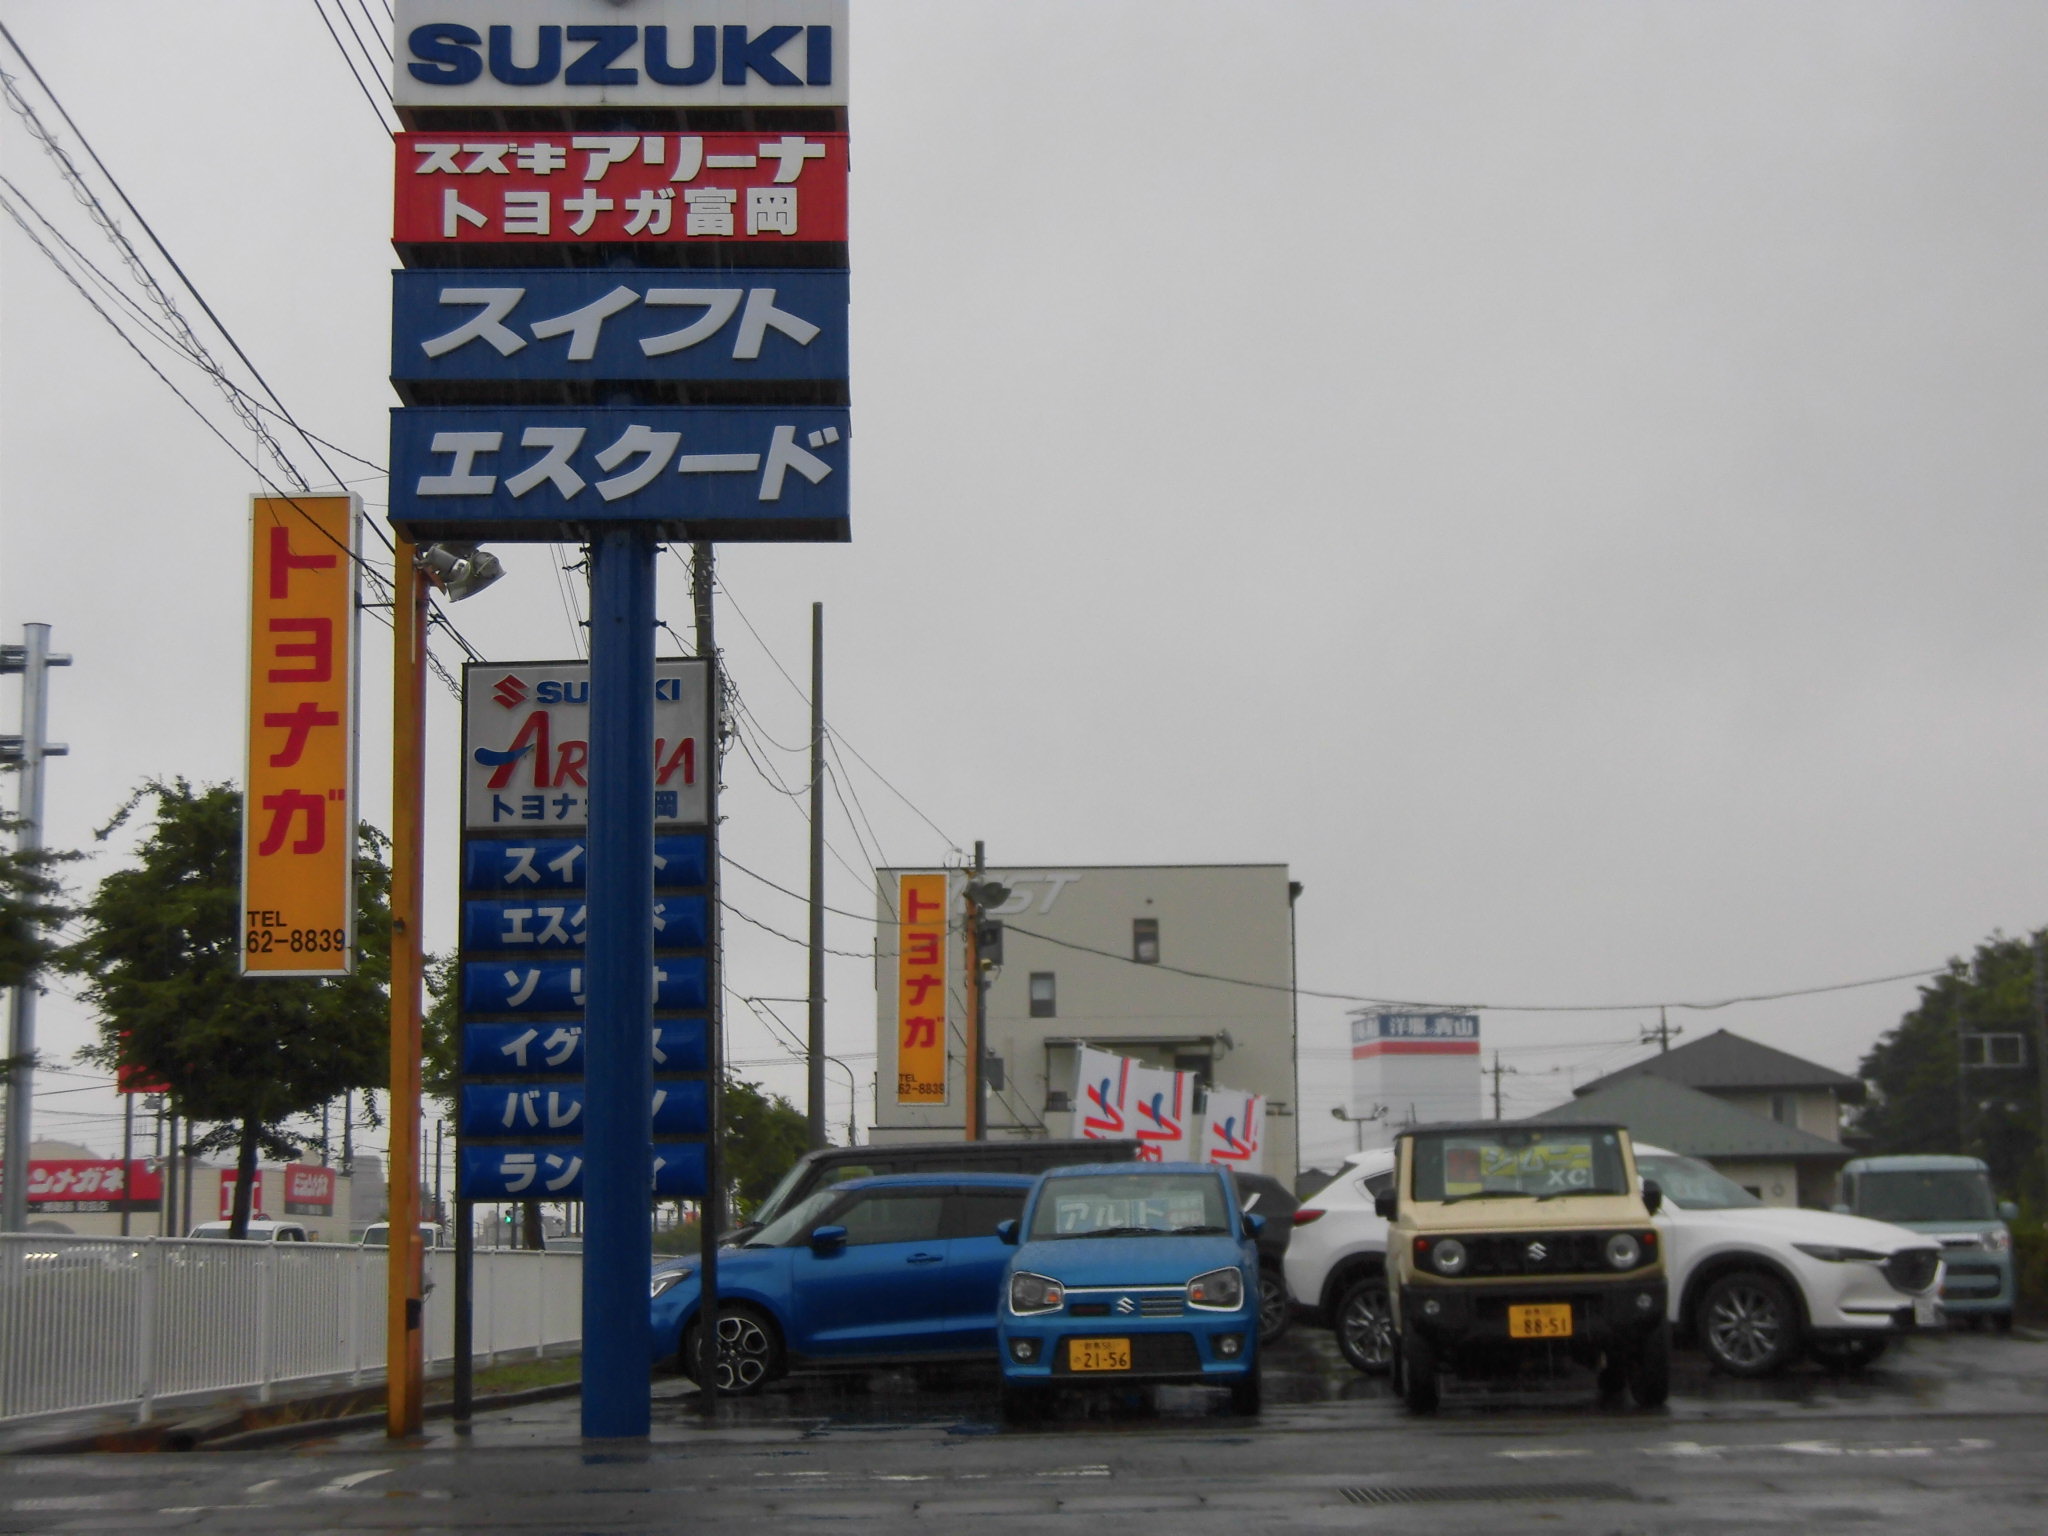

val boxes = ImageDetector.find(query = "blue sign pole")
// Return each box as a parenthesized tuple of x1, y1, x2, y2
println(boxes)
(580, 526, 657, 1439)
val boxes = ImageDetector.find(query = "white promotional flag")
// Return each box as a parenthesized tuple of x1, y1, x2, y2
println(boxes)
(1128, 1065, 1196, 1162)
(1201, 1087, 1265, 1174)
(1075, 1047, 1135, 1141)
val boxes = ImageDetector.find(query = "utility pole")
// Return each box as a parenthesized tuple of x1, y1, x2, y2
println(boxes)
(1641, 1007, 1682, 1054)
(386, 541, 427, 1438)
(1487, 1051, 1519, 1120)
(2033, 934, 2047, 1207)
(692, 542, 724, 1419)
(2, 622, 70, 1235)
(965, 843, 985, 1141)
(806, 602, 826, 1149)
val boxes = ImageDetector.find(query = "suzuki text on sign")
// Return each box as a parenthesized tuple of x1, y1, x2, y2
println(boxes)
(895, 873, 948, 1105)
(392, 1, 847, 110)
(242, 496, 360, 976)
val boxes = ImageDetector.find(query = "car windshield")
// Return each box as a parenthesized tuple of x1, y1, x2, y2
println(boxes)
(1635, 1153, 1762, 1210)
(1028, 1172, 1228, 1239)
(1854, 1169, 1998, 1223)
(747, 1188, 844, 1248)
(749, 1158, 815, 1228)
(1408, 1128, 1630, 1202)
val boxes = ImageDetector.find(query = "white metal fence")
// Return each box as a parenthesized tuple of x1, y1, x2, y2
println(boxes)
(0, 1234, 582, 1425)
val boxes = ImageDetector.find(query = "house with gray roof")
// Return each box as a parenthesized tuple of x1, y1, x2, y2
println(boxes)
(1535, 1072, 1853, 1208)
(1570, 1028, 1862, 1148)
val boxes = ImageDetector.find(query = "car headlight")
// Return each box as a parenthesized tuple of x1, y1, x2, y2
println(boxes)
(649, 1267, 695, 1299)
(1792, 1243, 1887, 1264)
(1604, 1233, 1642, 1270)
(1983, 1229, 2013, 1253)
(1188, 1267, 1244, 1310)
(1010, 1271, 1064, 1314)
(1428, 1238, 1467, 1277)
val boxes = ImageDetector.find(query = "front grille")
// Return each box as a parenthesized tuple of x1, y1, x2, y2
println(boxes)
(1069, 1303, 1111, 1317)
(1462, 1232, 1612, 1276)
(1139, 1296, 1184, 1317)
(1057, 1333, 1201, 1375)
(1882, 1248, 1941, 1295)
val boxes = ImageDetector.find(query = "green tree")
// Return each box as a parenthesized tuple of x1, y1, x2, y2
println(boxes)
(0, 806, 77, 1014)
(723, 1077, 812, 1219)
(59, 780, 392, 1236)
(1854, 929, 2046, 1206)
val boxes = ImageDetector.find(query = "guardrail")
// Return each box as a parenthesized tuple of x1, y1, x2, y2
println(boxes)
(0, 1234, 582, 1425)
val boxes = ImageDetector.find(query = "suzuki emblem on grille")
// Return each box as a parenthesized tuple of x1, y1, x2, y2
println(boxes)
(1526, 1241, 1549, 1264)
(1116, 1296, 1135, 1315)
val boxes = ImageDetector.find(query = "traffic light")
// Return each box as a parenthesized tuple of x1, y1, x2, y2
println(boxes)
(977, 919, 1004, 967)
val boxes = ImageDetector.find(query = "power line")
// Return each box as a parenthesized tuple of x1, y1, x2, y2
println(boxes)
(307, 0, 395, 138)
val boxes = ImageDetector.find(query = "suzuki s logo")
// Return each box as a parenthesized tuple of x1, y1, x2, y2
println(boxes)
(1526, 1241, 1549, 1264)
(492, 675, 528, 709)
(1115, 1296, 1136, 1315)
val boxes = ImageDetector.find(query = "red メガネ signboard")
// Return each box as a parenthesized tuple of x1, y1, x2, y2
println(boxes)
(393, 133, 847, 246)
(23, 1159, 163, 1213)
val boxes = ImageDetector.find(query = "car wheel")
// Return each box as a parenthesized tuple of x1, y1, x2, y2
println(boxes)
(1000, 1381, 1048, 1424)
(1697, 1271, 1800, 1377)
(1399, 1327, 1439, 1413)
(1257, 1265, 1291, 1344)
(1807, 1335, 1888, 1371)
(1333, 1277, 1396, 1375)
(681, 1305, 783, 1396)
(1228, 1367, 1262, 1416)
(1629, 1319, 1671, 1408)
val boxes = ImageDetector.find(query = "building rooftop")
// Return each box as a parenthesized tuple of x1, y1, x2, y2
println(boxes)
(1572, 1027, 1864, 1102)
(1535, 1073, 1852, 1161)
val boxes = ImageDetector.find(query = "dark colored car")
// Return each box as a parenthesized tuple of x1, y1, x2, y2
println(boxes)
(729, 1139, 1142, 1246)
(1230, 1171, 1298, 1343)
(652, 1173, 1037, 1393)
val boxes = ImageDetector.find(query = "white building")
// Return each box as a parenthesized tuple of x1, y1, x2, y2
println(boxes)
(872, 864, 1302, 1184)
(1349, 1010, 1483, 1152)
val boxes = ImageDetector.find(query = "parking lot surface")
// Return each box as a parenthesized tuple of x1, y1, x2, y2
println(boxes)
(3, 1328, 2044, 1533)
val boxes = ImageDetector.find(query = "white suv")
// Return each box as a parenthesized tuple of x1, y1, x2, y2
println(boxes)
(1288, 1143, 1945, 1377)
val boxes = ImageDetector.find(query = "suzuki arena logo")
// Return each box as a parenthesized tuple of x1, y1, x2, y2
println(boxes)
(492, 674, 528, 709)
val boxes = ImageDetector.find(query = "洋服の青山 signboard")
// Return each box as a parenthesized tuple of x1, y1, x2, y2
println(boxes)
(392, 0, 846, 110)
(394, 133, 846, 247)
(390, 269, 848, 394)
(389, 406, 849, 542)
(463, 659, 709, 828)
(242, 495, 359, 977)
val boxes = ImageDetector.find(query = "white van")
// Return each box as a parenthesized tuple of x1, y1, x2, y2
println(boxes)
(187, 1220, 311, 1242)
(360, 1222, 442, 1249)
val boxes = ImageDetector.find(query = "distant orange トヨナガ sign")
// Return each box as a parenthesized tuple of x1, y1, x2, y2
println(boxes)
(895, 873, 948, 1104)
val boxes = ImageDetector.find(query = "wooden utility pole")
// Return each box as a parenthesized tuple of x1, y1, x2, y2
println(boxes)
(806, 603, 826, 1148)
(692, 543, 724, 1418)
(385, 541, 427, 1438)
(964, 842, 987, 1141)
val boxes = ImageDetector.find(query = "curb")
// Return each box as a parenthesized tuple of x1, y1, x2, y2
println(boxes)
(202, 1381, 583, 1452)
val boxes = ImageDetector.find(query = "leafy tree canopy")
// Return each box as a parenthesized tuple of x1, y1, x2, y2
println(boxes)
(724, 1077, 813, 1219)
(1854, 928, 2046, 1206)
(59, 779, 392, 1233)
(0, 804, 77, 997)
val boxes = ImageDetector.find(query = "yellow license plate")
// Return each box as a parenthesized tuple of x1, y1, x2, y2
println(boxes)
(1508, 1304, 1573, 1339)
(1070, 1338, 1133, 1372)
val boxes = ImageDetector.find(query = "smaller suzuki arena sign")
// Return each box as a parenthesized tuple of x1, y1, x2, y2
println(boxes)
(464, 660, 709, 829)
(392, 0, 847, 111)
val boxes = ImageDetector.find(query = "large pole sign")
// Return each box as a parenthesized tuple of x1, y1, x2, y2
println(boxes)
(894, 873, 949, 1105)
(242, 495, 360, 976)
(387, 0, 850, 1440)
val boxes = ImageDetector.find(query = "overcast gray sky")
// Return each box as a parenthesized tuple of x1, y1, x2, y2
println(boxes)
(3, 2, 2044, 1177)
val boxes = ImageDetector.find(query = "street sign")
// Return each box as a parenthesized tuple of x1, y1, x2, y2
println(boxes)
(390, 406, 850, 541)
(394, 132, 846, 248)
(242, 495, 360, 976)
(894, 873, 949, 1105)
(392, 1, 847, 111)
(391, 269, 849, 393)
(458, 1142, 708, 1201)
(463, 661, 710, 827)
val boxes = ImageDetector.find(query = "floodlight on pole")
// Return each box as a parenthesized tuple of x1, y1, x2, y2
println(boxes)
(416, 543, 505, 602)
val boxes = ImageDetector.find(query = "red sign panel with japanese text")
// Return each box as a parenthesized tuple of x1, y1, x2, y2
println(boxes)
(895, 873, 948, 1105)
(21, 1159, 162, 1213)
(283, 1163, 337, 1215)
(242, 495, 360, 976)
(393, 132, 847, 247)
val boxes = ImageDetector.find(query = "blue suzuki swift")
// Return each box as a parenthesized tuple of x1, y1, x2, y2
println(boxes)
(650, 1173, 1034, 1394)
(996, 1162, 1263, 1419)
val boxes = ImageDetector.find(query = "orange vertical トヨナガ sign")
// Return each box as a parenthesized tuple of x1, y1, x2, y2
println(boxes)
(895, 872, 949, 1104)
(242, 495, 360, 975)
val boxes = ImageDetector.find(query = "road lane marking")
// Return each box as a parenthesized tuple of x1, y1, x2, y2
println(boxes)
(317, 1469, 392, 1494)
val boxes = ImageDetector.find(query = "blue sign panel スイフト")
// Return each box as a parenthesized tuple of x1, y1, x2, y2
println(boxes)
(461, 834, 708, 892)
(389, 406, 850, 542)
(392, 269, 849, 385)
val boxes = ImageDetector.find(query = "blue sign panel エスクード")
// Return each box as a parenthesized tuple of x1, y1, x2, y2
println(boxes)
(391, 269, 848, 388)
(460, 894, 707, 952)
(389, 406, 850, 542)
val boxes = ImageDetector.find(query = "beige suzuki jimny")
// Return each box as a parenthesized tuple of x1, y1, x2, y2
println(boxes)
(1374, 1120, 1669, 1412)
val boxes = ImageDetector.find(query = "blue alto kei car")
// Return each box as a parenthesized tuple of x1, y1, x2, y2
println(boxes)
(649, 1173, 1035, 1393)
(996, 1162, 1264, 1420)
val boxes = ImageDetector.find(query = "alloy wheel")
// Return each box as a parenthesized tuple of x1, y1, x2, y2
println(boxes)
(1702, 1277, 1791, 1373)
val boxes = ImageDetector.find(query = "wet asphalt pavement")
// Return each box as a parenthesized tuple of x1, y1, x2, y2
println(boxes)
(4, 1326, 2045, 1533)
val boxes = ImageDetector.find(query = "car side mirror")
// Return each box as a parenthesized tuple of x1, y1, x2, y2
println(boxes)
(1998, 1201, 2019, 1222)
(1244, 1213, 1266, 1240)
(808, 1225, 847, 1255)
(1641, 1179, 1663, 1216)
(1372, 1188, 1396, 1221)
(995, 1219, 1018, 1246)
